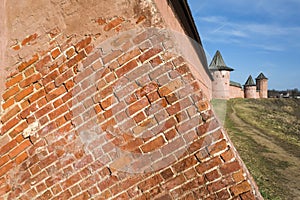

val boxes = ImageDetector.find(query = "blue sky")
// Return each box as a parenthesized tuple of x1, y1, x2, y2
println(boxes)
(188, 0, 300, 90)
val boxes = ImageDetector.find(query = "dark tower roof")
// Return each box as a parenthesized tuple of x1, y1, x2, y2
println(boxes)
(244, 75, 256, 86)
(209, 50, 234, 71)
(256, 72, 268, 80)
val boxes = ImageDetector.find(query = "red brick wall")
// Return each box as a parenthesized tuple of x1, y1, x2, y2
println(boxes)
(229, 86, 244, 99)
(0, 0, 261, 199)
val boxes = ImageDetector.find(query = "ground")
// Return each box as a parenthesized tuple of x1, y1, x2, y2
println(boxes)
(212, 98, 300, 200)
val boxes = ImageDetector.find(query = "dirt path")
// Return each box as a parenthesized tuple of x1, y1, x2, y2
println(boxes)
(229, 102, 300, 199)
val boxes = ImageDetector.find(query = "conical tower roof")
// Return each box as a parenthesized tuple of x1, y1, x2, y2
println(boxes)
(256, 72, 268, 80)
(244, 75, 256, 86)
(209, 50, 234, 71)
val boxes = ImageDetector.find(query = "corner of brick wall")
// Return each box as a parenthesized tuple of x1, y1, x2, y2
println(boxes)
(0, 1, 262, 199)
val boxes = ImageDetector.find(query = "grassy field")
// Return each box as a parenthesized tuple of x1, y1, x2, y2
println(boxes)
(212, 98, 300, 200)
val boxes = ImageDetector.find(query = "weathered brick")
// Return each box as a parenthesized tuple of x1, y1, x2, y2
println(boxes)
(46, 85, 67, 101)
(116, 59, 138, 77)
(230, 181, 252, 196)
(2, 98, 15, 110)
(0, 155, 9, 167)
(164, 174, 186, 190)
(172, 156, 198, 173)
(35, 103, 54, 118)
(1, 117, 19, 134)
(2, 85, 20, 101)
(195, 157, 223, 174)
(15, 85, 34, 102)
(117, 48, 140, 66)
(220, 160, 241, 176)
(1, 105, 20, 123)
(158, 79, 183, 97)
(21, 33, 38, 46)
(104, 17, 124, 31)
(48, 105, 68, 120)
(6, 74, 23, 88)
(8, 140, 31, 158)
(141, 135, 166, 153)
(29, 89, 46, 103)
(139, 46, 163, 63)
(51, 48, 61, 59)
(128, 97, 149, 116)
(0, 161, 13, 177)
(15, 151, 28, 164)
(17, 54, 39, 71)
(75, 37, 92, 52)
(208, 139, 228, 156)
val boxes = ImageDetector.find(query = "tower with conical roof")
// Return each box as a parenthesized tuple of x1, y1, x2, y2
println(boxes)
(256, 72, 268, 98)
(244, 75, 257, 98)
(209, 50, 234, 99)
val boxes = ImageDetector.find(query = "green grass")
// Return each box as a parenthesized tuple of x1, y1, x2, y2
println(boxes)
(212, 98, 300, 200)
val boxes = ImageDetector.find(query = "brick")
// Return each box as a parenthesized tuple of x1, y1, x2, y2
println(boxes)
(117, 48, 140, 66)
(149, 62, 173, 80)
(75, 37, 92, 51)
(8, 140, 31, 158)
(116, 59, 138, 77)
(104, 17, 124, 31)
(158, 79, 183, 97)
(220, 160, 241, 175)
(161, 137, 185, 156)
(0, 161, 13, 177)
(29, 89, 46, 103)
(173, 156, 198, 173)
(74, 67, 93, 83)
(139, 46, 163, 63)
(1, 117, 19, 134)
(2, 85, 20, 101)
(138, 174, 163, 191)
(15, 85, 34, 102)
(21, 33, 38, 46)
(197, 119, 219, 136)
(15, 151, 28, 164)
(35, 103, 54, 118)
(233, 170, 245, 183)
(46, 85, 67, 101)
(102, 50, 122, 64)
(18, 54, 39, 72)
(53, 189, 72, 200)
(2, 98, 14, 110)
(36, 55, 51, 73)
(208, 139, 228, 156)
(141, 135, 166, 153)
(197, 100, 209, 112)
(48, 105, 68, 120)
(240, 191, 256, 200)
(176, 116, 200, 134)
(195, 157, 222, 174)
(20, 74, 41, 88)
(205, 169, 221, 182)
(128, 97, 149, 116)
(14, 121, 28, 134)
(164, 174, 186, 190)
(230, 181, 252, 196)
(221, 149, 235, 162)
(0, 155, 9, 167)
(66, 51, 86, 68)
(51, 48, 61, 59)
(6, 74, 23, 88)
(66, 48, 75, 59)
(1, 105, 20, 123)
(42, 69, 59, 85)
(0, 185, 10, 196)
(55, 68, 75, 86)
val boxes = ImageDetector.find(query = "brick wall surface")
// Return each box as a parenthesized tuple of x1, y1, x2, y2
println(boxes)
(0, 0, 262, 199)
